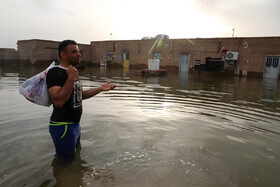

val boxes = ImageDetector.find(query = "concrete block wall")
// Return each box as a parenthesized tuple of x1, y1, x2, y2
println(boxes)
(208, 37, 280, 74)
(78, 44, 91, 63)
(91, 41, 116, 64)
(2, 37, 280, 78)
(0, 48, 18, 60)
(17, 39, 91, 64)
(17, 40, 35, 61)
(91, 37, 280, 76)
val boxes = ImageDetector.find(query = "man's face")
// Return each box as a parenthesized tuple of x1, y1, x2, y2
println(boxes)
(65, 44, 81, 66)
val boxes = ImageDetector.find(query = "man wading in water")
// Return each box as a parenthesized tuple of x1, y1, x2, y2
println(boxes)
(47, 40, 116, 158)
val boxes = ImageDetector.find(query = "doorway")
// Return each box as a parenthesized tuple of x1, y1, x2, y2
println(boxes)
(263, 56, 280, 79)
(123, 51, 130, 68)
(179, 54, 190, 72)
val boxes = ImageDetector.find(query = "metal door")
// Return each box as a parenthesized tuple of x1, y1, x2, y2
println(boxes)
(263, 56, 280, 79)
(179, 54, 190, 72)
(123, 51, 129, 68)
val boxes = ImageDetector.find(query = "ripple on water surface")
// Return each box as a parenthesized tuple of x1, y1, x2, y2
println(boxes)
(0, 67, 280, 186)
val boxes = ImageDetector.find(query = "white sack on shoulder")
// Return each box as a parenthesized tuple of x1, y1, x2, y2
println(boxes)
(19, 61, 55, 107)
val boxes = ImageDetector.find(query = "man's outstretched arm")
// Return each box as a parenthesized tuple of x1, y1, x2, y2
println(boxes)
(82, 81, 117, 100)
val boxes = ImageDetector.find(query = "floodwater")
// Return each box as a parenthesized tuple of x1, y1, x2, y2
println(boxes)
(0, 63, 280, 187)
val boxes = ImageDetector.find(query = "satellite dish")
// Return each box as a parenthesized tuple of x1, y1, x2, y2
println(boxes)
(243, 42, 248, 48)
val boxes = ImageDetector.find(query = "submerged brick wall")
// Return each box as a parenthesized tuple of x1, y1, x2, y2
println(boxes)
(0, 48, 19, 61)
(17, 39, 91, 64)
(91, 37, 280, 75)
(2, 37, 280, 77)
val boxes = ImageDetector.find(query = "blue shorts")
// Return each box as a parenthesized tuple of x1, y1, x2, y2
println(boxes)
(49, 121, 81, 157)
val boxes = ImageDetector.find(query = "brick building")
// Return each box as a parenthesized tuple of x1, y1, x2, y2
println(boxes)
(91, 37, 280, 78)
(1, 37, 279, 78)
(0, 48, 19, 63)
(16, 39, 91, 64)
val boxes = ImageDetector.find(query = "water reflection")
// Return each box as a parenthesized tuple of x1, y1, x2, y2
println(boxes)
(51, 148, 89, 186)
(99, 66, 107, 77)
(122, 67, 129, 77)
(261, 78, 278, 100)
(39, 146, 116, 187)
(178, 71, 189, 89)
(1, 64, 280, 186)
(146, 76, 159, 84)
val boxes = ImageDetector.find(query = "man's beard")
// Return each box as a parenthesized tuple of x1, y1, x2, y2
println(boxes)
(70, 59, 81, 67)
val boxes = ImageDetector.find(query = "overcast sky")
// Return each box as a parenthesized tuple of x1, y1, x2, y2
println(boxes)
(1, 0, 279, 48)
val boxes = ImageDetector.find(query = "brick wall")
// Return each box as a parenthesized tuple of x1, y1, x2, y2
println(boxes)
(16, 39, 91, 64)
(0, 48, 18, 60)
(2, 37, 280, 75)
(91, 37, 280, 74)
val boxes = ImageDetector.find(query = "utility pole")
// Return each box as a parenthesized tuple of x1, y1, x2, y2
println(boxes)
(232, 27, 235, 37)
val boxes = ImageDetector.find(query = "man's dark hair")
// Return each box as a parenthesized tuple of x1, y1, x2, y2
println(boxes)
(58, 40, 77, 58)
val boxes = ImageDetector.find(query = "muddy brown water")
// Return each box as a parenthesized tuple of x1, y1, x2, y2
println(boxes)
(0, 64, 280, 187)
